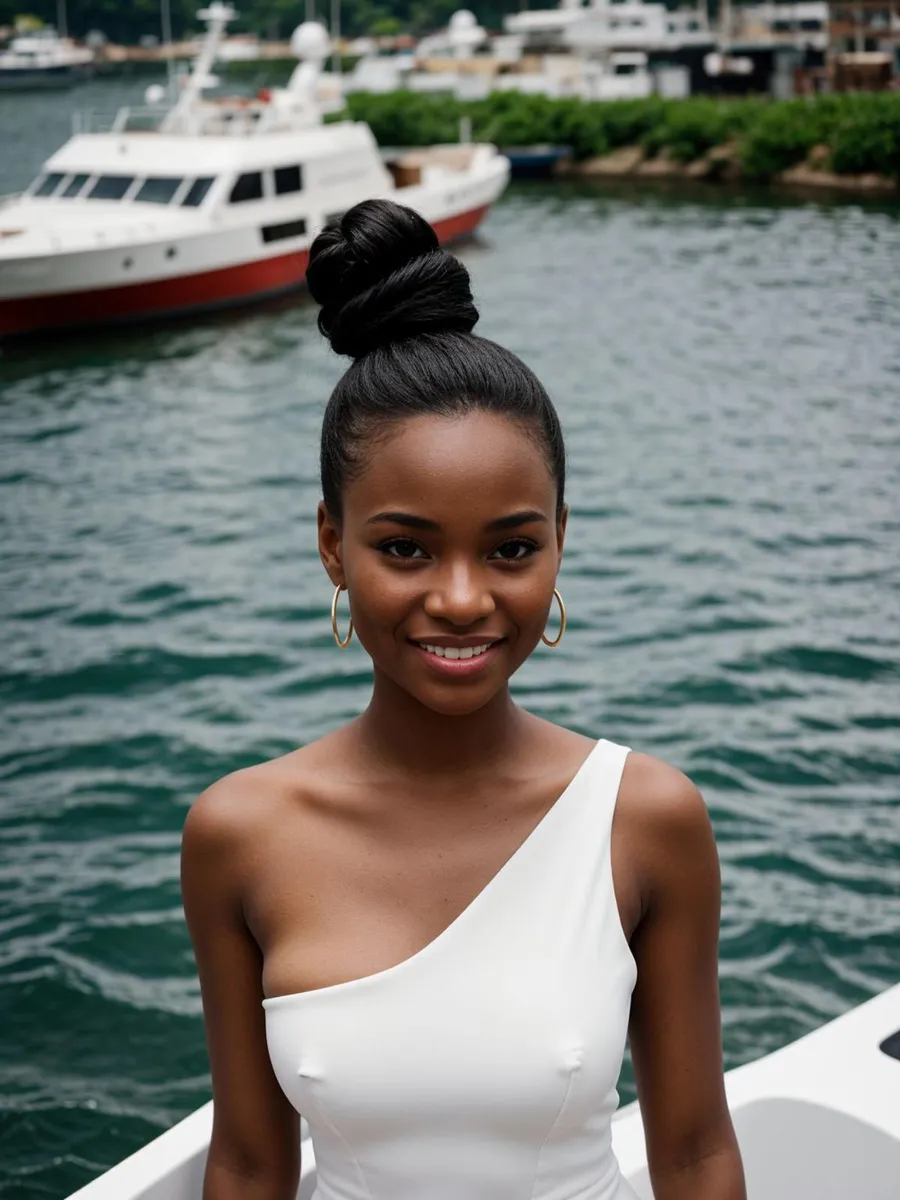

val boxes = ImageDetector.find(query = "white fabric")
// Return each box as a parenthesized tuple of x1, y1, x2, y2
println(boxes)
(263, 738, 639, 1200)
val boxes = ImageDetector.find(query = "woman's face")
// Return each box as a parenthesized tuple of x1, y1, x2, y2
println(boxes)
(318, 410, 567, 717)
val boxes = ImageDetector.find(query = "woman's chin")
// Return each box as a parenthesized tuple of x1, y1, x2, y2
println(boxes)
(420, 690, 504, 718)
(381, 671, 510, 718)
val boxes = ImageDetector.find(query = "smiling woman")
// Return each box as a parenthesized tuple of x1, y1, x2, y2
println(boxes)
(319, 405, 565, 716)
(180, 199, 746, 1200)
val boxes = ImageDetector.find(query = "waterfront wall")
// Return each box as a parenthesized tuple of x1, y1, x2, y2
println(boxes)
(340, 91, 900, 193)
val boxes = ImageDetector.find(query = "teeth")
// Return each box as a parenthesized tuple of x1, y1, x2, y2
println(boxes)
(420, 643, 493, 660)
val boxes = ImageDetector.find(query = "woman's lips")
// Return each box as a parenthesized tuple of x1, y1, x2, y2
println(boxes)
(411, 640, 504, 678)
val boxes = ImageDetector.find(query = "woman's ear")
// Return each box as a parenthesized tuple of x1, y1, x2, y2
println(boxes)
(317, 501, 345, 587)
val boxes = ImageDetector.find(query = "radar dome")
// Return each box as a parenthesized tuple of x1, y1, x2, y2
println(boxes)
(449, 9, 477, 29)
(290, 21, 331, 61)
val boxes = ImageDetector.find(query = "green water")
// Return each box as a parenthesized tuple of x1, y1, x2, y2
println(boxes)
(1, 81, 899, 1199)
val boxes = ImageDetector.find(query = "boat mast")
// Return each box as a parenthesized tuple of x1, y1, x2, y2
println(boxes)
(160, 0, 176, 102)
(331, 0, 341, 76)
(57, 0, 67, 37)
(161, 3, 235, 134)
(719, 0, 732, 56)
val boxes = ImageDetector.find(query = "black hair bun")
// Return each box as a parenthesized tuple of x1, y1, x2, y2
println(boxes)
(306, 199, 479, 359)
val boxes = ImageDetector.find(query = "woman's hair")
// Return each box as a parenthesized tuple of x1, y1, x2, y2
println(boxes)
(306, 199, 566, 521)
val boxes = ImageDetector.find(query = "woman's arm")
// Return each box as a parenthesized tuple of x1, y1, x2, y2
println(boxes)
(181, 779, 301, 1200)
(624, 756, 746, 1200)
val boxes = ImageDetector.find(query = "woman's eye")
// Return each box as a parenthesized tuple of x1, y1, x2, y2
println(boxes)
(491, 539, 539, 561)
(379, 538, 427, 560)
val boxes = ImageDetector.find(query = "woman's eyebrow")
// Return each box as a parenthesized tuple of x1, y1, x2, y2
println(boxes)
(366, 510, 548, 531)
(366, 512, 439, 530)
(485, 510, 548, 531)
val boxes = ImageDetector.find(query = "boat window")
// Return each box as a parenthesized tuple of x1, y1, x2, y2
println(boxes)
(229, 172, 264, 204)
(61, 173, 90, 198)
(261, 218, 307, 244)
(134, 177, 183, 205)
(87, 175, 134, 201)
(181, 177, 215, 207)
(274, 165, 303, 195)
(33, 172, 65, 197)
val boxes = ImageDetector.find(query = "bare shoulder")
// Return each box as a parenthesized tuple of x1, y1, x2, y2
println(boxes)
(179, 752, 329, 1189)
(620, 751, 710, 833)
(181, 734, 349, 870)
(182, 759, 284, 857)
(618, 751, 719, 908)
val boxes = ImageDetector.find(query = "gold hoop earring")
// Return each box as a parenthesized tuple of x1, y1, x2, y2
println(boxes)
(541, 588, 566, 647)
(331, 585, 354, 649)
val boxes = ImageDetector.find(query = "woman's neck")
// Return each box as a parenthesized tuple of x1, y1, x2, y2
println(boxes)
(355, 672, 533, 779)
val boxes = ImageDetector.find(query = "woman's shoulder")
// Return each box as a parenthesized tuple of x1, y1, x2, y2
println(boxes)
(618, 749, 719, 907)
(181, 729, 351, 851)
(620, 750, 708, 827)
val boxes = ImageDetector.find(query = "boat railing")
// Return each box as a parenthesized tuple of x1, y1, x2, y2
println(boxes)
(69, 101, 276, 138)
(71, 106, 170, 136)
(70, 96, 330, 140)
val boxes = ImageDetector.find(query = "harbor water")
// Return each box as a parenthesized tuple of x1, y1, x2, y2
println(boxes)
(1, 80, 899, 1199)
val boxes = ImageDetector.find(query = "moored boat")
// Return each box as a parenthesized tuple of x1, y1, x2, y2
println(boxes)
(0, 27, 93, 91)
(61, 979, 900, 1199)
(501, 144, 572, 179)
(0, 3, 509, 341)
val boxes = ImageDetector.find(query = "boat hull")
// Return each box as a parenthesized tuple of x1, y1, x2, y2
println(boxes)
(0, 65, 88, 90)
(0, 203, 490, 340)
(501, 145, 572, 180)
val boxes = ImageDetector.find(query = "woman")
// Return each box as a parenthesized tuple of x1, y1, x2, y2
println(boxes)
(181, 198, 746, 1200)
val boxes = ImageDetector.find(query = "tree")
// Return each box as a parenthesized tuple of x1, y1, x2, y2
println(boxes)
(0, 0, 528, 41)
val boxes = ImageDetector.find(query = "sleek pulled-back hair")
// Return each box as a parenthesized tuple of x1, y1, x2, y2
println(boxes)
(306, 199, 566, 521)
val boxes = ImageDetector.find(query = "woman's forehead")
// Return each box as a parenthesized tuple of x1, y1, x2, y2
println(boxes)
(344, 412, 555, 517)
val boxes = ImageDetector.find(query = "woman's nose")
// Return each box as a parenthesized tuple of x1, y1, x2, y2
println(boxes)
(423, 561, 495, 626)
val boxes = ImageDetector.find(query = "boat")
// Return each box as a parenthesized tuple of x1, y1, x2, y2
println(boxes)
(505, 0, 713, 94)
(0, 26, 93, 90)
(616, 981, 900, 1199)
(0, 3, 509, 340)
(344, 8, 686, 102)
(62, 979, 900, 1199)
(501, 144, 573, 179)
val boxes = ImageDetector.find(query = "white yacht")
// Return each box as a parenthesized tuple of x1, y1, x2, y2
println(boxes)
(347, 4, 710, 103)
(0, 4, 508, 340)
(504, 0, 713, 55)
(506, 0, 713, 96)
(0, 26, 93, 90)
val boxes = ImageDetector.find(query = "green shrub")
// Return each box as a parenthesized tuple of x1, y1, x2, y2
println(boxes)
(739, 99, 832, 179)
(544, 98, 613, 159)
(469, 93, 604, 158)
(594, 98, 669, 150)
(829, 95, 900, 177)
(336, 89, 900, 182)
(471, 92, 560, 151)
(343, 90, 463, 146)
(645, 98, 764, 162)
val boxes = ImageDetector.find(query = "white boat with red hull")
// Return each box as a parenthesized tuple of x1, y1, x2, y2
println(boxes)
(0, 4, 509, 341)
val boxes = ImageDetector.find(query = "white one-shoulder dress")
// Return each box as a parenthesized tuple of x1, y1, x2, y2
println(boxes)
(263, 737, 640, 1200)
